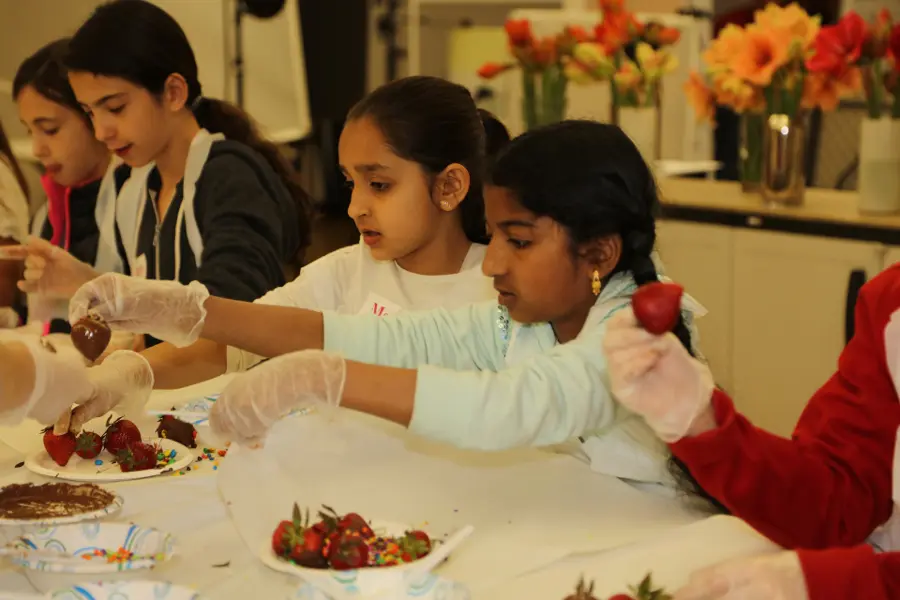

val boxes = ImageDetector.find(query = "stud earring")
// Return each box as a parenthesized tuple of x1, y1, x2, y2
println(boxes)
(591, 270, 601, 296)
(440, 200, 451, 210)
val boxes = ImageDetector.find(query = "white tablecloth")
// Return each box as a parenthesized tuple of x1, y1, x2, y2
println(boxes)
(0, 376, 779, 598)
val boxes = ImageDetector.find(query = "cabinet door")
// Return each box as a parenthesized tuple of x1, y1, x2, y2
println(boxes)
(731, 230, 885, 436)
(884, 247, 900, 270)
(656, 221, 734, 391)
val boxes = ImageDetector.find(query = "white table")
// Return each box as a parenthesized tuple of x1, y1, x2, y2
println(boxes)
(0, 378, 779, 599)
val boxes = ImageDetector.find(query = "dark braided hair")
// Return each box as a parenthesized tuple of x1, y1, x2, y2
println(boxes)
(490, 120, 727, 514)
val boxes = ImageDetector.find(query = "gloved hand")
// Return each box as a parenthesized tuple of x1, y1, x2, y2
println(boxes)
(674, 551, 809, 600)
(602, 307, 715, 442)
(69, 273, 210, 347)
(0, 236, 99, 298)
(56, 350, 155, 434)
(210, 350, 346, 446)
(0, 334, 94, 425)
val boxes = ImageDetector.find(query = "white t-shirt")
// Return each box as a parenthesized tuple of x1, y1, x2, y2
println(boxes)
(226, 240, 494, 371)
(0, 157, 29, 243)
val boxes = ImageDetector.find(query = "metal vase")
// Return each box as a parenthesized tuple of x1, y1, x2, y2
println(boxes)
(761, 113, 806, 206)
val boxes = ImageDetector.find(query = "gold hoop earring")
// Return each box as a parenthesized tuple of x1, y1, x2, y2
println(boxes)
(591, 270, 601, 296)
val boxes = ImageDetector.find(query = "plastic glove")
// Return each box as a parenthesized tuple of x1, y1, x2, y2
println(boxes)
(0, 334, 94, 425)
(210, 350, 346, 446)
(69, 273, 210, 347)
(674, 551, 809, 600)
(57, 350, 155, 434)
(603, 307, 715, 442)
(0, 236, 99, 298)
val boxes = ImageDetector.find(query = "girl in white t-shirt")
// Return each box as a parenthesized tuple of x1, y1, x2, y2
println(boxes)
(87, 75, 510, 393)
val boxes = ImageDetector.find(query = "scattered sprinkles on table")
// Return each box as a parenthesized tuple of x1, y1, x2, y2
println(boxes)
(174, 447, 229, 475)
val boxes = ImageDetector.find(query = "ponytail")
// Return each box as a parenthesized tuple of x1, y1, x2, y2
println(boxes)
(625, 230, 728, 514)
(193, 98, 313, 268)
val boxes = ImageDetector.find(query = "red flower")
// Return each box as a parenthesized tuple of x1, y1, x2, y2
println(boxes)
(595, 11, 642, 53)
(477, 62, 514, 79)
(565, 25, 591, 43)
(890, 23, 900, 70)
(865, 8, 893, 58)
(505, 19, 534, 47)
(806, 11, 868, 75)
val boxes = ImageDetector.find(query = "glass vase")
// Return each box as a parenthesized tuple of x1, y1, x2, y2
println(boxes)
(522, 67, 568, 130)
(739, 112, 764, 192)
(761, 113, 806, 206)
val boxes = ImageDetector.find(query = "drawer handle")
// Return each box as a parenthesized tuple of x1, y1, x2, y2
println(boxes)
(845, 269, 867, 345)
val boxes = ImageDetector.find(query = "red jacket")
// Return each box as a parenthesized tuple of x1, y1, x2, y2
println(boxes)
(669, 264, 900, 599)
(798, 546, 900, 600)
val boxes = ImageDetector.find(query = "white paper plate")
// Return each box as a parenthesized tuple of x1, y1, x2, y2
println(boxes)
(261, 520, 441, 599)
(0, 486, 124, 527)
(289, 575, 470, 600)
(25, 438, 193, 482)
(4, 522, 175, 573)
(48, 581, 201, 599)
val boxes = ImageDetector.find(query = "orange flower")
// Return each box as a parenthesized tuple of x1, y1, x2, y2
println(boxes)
(599, 0, 625, 14)
(684, 71, 716, 122)
(505, 19, 534, 48)
(477, 62, 514, 80)
(732, 25, 791, 86)
(530, 37, 559, 67)
(566, 25, 591, 43)
(801, 66, 862, 110)
(644, 22, 681, 47)
(595, 10, 643, 53)
(613, 59, 643, 92)
(703, 24, 747, 71)
(754, 2, 820, 53)
(713, 73, 764, 112)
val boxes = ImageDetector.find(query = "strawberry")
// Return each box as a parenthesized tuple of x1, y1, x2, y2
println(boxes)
(621, 573, 671, 600)
(328, 534, 370, 570)
(42, 427, 76, 467)
(273, 504, 328, 568)
(338, 512, 374, 538)
(631, 282, 684, 335)
(400, 530, 431, 559)
(608, 596, 635, 600)
(75, 431, 103, 459)
(103, 417, 142, 455)
(117, 442, 159, 472)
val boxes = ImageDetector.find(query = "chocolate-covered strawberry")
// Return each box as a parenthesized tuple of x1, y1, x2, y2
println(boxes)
(272, 504, 328, 568)
(116, 442, 159, 472)
(70, 313, 111, 362)
(328, 533, 370, 570)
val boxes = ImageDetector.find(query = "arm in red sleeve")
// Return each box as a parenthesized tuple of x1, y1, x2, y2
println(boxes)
(669, 267, 900, 549)
(798, 546, 900, 600)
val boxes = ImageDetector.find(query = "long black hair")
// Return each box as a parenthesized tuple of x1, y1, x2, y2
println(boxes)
(490, 120, 727, 513)
(64, 0, 311, 265)
(346, 76, 510, 245)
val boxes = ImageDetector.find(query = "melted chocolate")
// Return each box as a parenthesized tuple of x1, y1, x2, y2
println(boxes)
(0, 483, 116, 520)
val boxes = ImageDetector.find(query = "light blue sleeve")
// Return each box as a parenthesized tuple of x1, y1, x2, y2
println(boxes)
(323, 302, 505, 371)
(409, 301, 632, 450)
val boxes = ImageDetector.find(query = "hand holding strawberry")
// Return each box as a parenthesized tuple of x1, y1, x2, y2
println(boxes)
(602, 305, 715, 443)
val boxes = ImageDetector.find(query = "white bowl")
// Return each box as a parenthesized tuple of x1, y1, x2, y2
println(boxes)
(48, 581, 201, 599)
(4, 522, 175, 573)
(260, 520, 440, 599)
(289, 574, 471, 600)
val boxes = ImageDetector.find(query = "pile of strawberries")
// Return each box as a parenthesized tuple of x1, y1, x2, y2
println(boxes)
(42, 417, 160, 473)
(272, 504, 432, 571)
(564, 574, 671, 600)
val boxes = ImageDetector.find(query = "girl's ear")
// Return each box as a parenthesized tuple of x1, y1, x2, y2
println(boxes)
(578, 234, 622, 278)
(432, 163, 471, 212)
(162, 73, 190, 112)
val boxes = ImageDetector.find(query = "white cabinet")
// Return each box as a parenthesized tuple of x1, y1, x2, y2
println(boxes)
(884, 247, 900, 270)
(656, 221, 734, 392)
(657, 220, 889, 436)
(730, 231, 885, 436)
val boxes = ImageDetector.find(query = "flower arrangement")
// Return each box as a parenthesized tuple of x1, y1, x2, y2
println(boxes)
(477, 19, 587, 129)
(683, 3, 827, 122)
(805, 10, 900, 119)
(564, 0, 682, 109)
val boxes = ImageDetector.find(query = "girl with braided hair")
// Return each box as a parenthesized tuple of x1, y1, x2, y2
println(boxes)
(66, 121, 711, 492)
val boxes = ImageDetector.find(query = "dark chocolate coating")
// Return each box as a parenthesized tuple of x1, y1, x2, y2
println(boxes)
(70, 316, 111, 362)
(156, 417, 197, 449)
